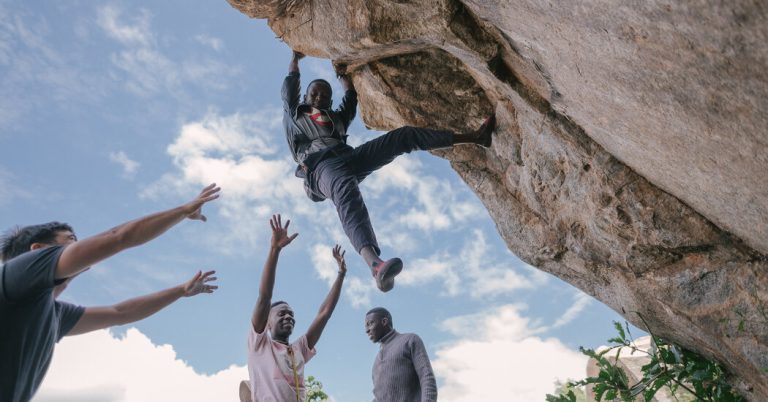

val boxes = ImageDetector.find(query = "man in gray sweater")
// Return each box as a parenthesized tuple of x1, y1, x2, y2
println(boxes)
(365, 307, 437, 402)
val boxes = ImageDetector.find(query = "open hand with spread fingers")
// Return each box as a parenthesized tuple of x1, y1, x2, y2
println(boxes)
(333, 244, 347, 275)
(270, 214, 299, 250)
(182, 270, 218, 297)
(184, 183, 221, 222)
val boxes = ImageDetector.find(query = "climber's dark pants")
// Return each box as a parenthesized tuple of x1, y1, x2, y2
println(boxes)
(310, 126, 453, 255)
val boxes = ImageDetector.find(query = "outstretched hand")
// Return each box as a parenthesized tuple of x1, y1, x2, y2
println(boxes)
(182, 270, 218, 297)
(333, 62, 347, 77)
(270, 214, 298, 250)
(332, 61, 353, 91)
(289, 51, 305, 74)
(332, 244, 347, 275)
(184, 183, 221, 222)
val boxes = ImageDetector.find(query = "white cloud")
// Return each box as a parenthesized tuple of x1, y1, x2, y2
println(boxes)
(34, 328, 247, 402)
(399, 229, 548, 298)
(434, 304, 587, 401)
(141, 108, 351, 271)
(362, 156, 483, 235)
(343, 276, 374, 308)
(142, 109, 313, 253)
(96, 5, 239, 97)
(145, 109, 514, 306)
(97, 6, 152, 46)
(195, 34, 223, 51)
(310, 243, 374, 308)
(0, 167, 30, 205)
(549, 291, 593, 330)
(109, 151, 140, 179)
(400, 254, 462, 296)
(310, 243, 340, 284)
(399, 257, 453, 288)
(0, 4, 104, 130)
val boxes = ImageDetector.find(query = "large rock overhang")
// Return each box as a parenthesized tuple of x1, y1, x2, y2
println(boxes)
(227, 0, 768, 398)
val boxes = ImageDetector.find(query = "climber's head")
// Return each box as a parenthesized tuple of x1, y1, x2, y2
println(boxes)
(304, 79, 333, 110)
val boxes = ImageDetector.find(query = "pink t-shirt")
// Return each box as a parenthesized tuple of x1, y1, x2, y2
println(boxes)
(247, 326, 316, 402)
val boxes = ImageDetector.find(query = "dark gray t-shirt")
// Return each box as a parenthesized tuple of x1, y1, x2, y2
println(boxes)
(0, 246, 85, 402)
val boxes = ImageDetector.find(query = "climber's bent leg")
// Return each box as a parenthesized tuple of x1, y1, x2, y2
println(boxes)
(349, 126, 453, 181)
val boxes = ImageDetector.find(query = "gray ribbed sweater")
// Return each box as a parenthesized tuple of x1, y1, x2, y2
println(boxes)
(372, 330, 437, 402)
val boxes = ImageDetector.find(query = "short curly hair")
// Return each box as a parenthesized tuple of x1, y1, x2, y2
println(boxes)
(307, 78, 332, 94)
(366, 307, 393, 325)
(271, 300, 289, 308)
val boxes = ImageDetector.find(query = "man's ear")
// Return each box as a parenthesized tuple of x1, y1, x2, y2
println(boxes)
(382, 317, 390, 328)
(30, 242, 47, 251)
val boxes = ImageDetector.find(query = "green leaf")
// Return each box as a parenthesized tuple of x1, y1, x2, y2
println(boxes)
(617, 367, 630, 388)
(669, 345, 683, 364)
(642, 362, 661, 375)
(545, 390, 576, 402)
(607, 337, 625, 345)
(650, 374, 671, 392)
(561, 321, 749, 402)
(690, 369, 709, 382)
(613, 321, 626, 342)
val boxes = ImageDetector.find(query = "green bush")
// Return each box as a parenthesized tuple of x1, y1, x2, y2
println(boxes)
(306, 375, 329, 402)
(546, 321, 744, 402)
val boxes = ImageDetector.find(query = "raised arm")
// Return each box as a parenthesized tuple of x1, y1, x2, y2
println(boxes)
(333, 62, 357, 129)
(305, 245, 346, 349)
(55, 184, 220, 280)
(282, 51, 305, 112)
(289, 50, 304, 74)
(411, 335, 438, 402)
(68, 270, 218, 336)
(251, 214, 298, 334)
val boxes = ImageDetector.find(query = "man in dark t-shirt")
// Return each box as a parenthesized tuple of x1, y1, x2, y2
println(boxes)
(0, 245, 84, 401)
(0, 183, 221, 402)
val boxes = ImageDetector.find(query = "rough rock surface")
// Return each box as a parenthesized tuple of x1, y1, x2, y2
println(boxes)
(227, 0, 768, 398)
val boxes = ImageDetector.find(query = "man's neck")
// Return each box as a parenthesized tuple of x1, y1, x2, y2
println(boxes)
(272, 333, 290, 345)
(378, 328, 396, 344)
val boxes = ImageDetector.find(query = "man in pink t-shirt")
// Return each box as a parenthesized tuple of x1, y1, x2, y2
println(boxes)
(248, 214, 346, 402)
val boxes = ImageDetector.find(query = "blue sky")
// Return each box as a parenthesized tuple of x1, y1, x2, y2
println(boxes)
(1, 1, 639, 400)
